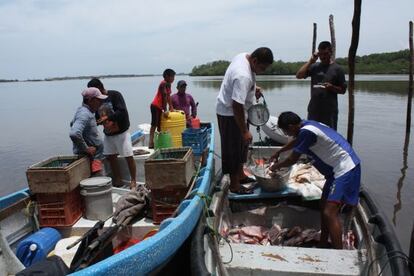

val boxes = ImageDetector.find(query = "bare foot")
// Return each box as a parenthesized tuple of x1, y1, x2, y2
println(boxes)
(130, 180, 137, 190)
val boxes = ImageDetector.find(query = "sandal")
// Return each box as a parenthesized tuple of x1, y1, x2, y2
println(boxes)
(229, 186, 254, 195)
(240, 176, 256, 184)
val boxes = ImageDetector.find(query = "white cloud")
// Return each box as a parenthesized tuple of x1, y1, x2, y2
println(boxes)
(0, 0, 413, 79)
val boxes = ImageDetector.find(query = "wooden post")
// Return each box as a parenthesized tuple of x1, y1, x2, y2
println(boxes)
(407, 21, 413, 135)
(312, 23, 317, 54)
(329, 15, 336, 60)
(347, 0, 361, 145)
(410, 220, 414, 275)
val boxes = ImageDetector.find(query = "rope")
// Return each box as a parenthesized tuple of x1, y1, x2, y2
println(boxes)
(196, 192, 234, 264)
(365, 249, 412, 276)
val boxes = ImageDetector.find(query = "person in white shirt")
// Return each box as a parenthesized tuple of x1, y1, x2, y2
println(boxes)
(216, 47, 274, 194)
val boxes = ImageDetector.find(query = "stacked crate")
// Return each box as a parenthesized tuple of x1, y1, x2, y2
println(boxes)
(145, 147, 194, 224)
(26, 156, 90, 227)
(182, 128, 208, 156)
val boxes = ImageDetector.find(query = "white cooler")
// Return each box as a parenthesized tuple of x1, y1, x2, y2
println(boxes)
(117, 146, 155, 183)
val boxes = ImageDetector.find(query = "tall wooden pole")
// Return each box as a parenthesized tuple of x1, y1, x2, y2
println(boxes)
(312, 23, 317, 54)
(347, 0, 361, 145)
(329, 15, 336, 60)
(407, 21, 413, 135)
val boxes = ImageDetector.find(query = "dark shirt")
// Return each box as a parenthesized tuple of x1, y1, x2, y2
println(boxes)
(306, 62, 347, 115)
(96, 90, 130, 136)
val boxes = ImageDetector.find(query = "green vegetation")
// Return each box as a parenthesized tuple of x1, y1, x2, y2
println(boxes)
(190, 49, 410, 76)
(190, 60, 231, 76)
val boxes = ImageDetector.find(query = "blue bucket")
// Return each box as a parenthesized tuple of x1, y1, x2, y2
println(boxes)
(16, 227, 61, 267)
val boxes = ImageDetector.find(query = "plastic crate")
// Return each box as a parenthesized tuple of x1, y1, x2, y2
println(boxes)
(36, 188, 83, 227)
(182, 128, 208, 155)
(151, 186, 189, 224)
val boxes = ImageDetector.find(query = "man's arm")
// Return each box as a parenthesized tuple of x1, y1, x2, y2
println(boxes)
(296, 53, 318, 79)
(108, 92, 128, 123)
(189, 95, 197, 118)
(167, 93, 175, 112)
(324, 82, 346, 94)
(232, 101, 252, 144)
(271, 151, 301, 171)
(270, 138, 296, 162)
(324, 67, 347, 95)
(69, 113, 95, 156)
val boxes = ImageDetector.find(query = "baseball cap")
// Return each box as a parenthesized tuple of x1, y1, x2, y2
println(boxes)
(81, 87, 108, 100)
(177, 80, 187, 88)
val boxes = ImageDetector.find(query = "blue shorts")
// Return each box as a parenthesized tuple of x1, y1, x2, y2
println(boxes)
(322, 164, 361, 206)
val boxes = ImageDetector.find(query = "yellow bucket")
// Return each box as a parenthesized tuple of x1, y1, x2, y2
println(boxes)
(160, 111, 186, 147)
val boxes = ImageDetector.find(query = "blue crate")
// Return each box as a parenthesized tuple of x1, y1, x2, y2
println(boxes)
(182, 127, 208, 155)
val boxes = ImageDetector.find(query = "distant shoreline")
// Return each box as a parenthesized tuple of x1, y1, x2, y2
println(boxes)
(0, 72, 410, 84)
(0, 73, 188, 83)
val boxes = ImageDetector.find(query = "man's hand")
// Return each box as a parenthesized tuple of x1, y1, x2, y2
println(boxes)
(269, 161, 280, 172)
(103, 120, 120, 134)
(255, 86, 263, 101)
(97, 115, 108, 125)
(270, 151, 280, 162)
(242, 131, 253, 145)
(86, 146, 96, 157)
(310, 51, 318, 64)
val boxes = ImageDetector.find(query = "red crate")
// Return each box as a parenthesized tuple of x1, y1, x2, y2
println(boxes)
(151, 186, 189, 224)
(36, 187, 83, 227)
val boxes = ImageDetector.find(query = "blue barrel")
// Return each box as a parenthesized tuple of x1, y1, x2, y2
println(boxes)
(16, 227, 61, 267)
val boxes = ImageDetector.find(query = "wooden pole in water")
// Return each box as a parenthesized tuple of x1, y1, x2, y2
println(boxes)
(410, 220, 414, 275)
(312, 23, 317, 54)
(347, 0, 361, 145)
(329, 15, 336, 60)
(407, 21, 413, 135)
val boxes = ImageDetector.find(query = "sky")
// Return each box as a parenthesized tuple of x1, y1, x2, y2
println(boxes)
(0, 0, 413, 80)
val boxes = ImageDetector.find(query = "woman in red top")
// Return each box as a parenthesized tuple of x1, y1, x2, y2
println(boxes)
(149, 68, 175, 148)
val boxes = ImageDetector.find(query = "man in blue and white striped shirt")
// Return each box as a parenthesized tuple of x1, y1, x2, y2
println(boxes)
(270, 111, 361, 249)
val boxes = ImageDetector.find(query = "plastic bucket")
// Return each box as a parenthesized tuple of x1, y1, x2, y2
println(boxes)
(80, 177, 113, 220)
(154, 131, 172, 149)
(160, 111, 186, 147)
(16, 227, 61, 267)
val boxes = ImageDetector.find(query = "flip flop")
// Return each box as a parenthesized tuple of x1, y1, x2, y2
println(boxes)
(229, 186, 254, 195)
(240, 176, 256, 184)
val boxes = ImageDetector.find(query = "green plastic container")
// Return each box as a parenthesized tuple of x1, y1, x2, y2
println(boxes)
(154, 131, 172, 149)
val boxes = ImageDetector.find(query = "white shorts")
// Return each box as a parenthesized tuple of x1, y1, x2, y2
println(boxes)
(103, 131, 133, 157)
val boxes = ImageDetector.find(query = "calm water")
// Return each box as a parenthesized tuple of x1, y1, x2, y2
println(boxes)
(0, 75, 413, 252)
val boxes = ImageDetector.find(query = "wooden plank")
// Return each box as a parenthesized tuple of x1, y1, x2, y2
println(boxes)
(26, 156, 91, 193)
(0, 197, 32, 221)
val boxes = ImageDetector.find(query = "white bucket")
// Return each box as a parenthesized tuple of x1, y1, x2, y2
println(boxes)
(80, 177, 113, 221)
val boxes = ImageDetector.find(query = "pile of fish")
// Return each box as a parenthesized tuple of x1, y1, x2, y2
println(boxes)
(223, 225, 356, 249)
(223, 224, 320, 247)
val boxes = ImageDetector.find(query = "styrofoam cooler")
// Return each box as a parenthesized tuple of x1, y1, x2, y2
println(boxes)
(137, 123, 151, 146)
(118, 146, 155, 183)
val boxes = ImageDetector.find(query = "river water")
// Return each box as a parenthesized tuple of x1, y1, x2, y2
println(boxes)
(0, 75, 413, 252)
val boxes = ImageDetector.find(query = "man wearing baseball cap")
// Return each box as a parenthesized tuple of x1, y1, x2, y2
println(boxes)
(171, 80, 197, 127)
(88, 78, 137, 190)
(69, 87, 107, 174)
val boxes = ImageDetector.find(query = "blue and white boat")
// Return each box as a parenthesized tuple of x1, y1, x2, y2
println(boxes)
(190, 146, 411, 276)
(0, 123, 215, 275)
